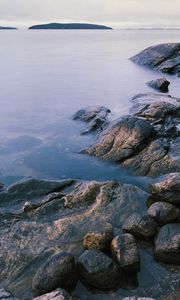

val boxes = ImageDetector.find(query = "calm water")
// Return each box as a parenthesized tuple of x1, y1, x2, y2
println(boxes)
(0, 29, 179, 186)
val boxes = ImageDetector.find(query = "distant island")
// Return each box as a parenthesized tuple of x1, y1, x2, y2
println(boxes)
(28, 23, 113, 30)
(0, 26, 17, 30)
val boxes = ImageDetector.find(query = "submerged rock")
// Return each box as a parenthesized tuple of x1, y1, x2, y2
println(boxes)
(148, 202, 179, 225)
(146, 78, 170, 92)
(73, 106, 110, 134)
(32, 252, 77, 296)
(111, 234, 140, 273)
(154, 223, 180, 264)
(149, 173, 180, 207)
(83, 221, 113, 250)
(122, 214, 158, 241)
(77, 249, 121, 290)
(130, 43, 180, 76)
(32, 288, 71, 300)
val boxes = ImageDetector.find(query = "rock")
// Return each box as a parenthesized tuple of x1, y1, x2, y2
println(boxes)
(111, 234, 140, 273)
(83, 221, 113, 250)
(0, 288, 17, 300)
(83, 116, 154, 162)
(154, 223, 180, 264)
(73, 106, 110, 134)
(122, 298, 155, 300)
(148, 202, 179, 225)
(146, 78, 170, 92)
(32, 252, 77, 296)
(149, 173, 180, 207)
(130, 43, 180, 76)
(122, 214, 158, 241)
(32, 288, 71, 300)
(77, 249, 121, 290)
(22, 201, 33, 212)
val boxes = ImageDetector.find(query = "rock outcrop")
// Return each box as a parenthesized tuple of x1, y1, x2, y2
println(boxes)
(29, 23, 112, 30)
(146, 78, 170, 93)
(130, 43, 180, 76)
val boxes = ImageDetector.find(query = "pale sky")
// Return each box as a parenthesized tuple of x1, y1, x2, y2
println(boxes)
(0, 0, 180, 28)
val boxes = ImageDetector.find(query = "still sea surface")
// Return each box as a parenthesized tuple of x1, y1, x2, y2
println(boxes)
(0, 29, 179, 186)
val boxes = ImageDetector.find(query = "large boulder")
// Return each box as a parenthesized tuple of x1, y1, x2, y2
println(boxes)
(77, 249, 121, 290)
(111, 234, 140, 273)
(154, 223, 180, 264)
(32, 252, 77, 296)
(146, 78, 170, 93)
(130, 43, 180, 76)
(149, 173, 180, 207)
(122, 214, 158, 241)
(147, 202, 179, 225)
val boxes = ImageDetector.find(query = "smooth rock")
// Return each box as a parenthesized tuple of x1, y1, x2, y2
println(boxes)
(111, 234, 140, 273)
(122, 214, 158, 241)
(83, 221, 113, 250)
(77, 249, 121, 290)
(32, 288, 71, 300)
(148, 202, 179, 225)
(147, 78, 170, 92)
(32, 252, 77, 296)
(149, 173, 180, 207)
(154, 223, 180, 264)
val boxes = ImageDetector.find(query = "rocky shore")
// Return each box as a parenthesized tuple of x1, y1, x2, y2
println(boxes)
(0, 43, 179, 300)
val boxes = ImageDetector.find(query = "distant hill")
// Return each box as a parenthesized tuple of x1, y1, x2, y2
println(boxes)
(0, 26, 17, 30)
(28, 23, 113, 30)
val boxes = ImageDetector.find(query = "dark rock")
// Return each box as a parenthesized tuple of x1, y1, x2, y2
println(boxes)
(154, 223, 180, 264)
(148, 202, 179, 225)
(146, 78, 170, 92)
(111, 234, 140, 273)
(32, 252, 77, 296)
(32, 288, 71, 300)
(122, 214, 158, 240)
(122, 298, 155, 300)
(73, 106, 111, 134)
(77, 249, 121, 290)
(83, 221, 113, 250)
(29, 23, 113, 30)
(149, 173, 180, 207)
(0, 26, 17, 30)
(22, 201, 33, 212)
(130, 43, 180, 76)
(0, 288, 17, 300)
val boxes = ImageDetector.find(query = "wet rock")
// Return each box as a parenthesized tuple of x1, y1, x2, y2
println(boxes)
(32, 288, 71, 300)
(32, 252, 77, 296)
(73, 106, 110, 134)
(122, 214, 158, 241)
(22, 201, 33, 212)
(83, 221, 113, 250)
(83, 116, 154, 162)
(148, 202, 179, 225)
(77, 249, 121, 290)
(111, 234, 140, 273)
(122, 298, 155, 300)
(149, 173, 180, 207)
(154, 223, 180, 264)
(147, 78, 170, 92)
(130, 43, 180, 76)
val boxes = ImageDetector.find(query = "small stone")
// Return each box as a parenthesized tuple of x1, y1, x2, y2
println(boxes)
(32, 252, 77, 296)
(122, 214, 158, 241)
(22, 201, 33, 212)
(77, 249, 121, 290)
(148, 202, 179, 225)
(147, 78, 170, 92)
(83, 221, 113, 250)
(111, 234, 140, 273)
(154, 223, 180, 264)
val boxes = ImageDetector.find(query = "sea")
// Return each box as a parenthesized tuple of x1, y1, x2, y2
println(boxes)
(0, 29, 179, 187)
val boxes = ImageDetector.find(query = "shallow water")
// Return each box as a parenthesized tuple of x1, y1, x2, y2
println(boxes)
(0, 29, 179, 186)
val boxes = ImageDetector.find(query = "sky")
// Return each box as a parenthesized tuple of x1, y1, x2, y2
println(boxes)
(0, 0, 180, 29)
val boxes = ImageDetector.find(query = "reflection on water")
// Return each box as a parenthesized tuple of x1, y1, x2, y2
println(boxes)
(0, 29, 179, 186)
